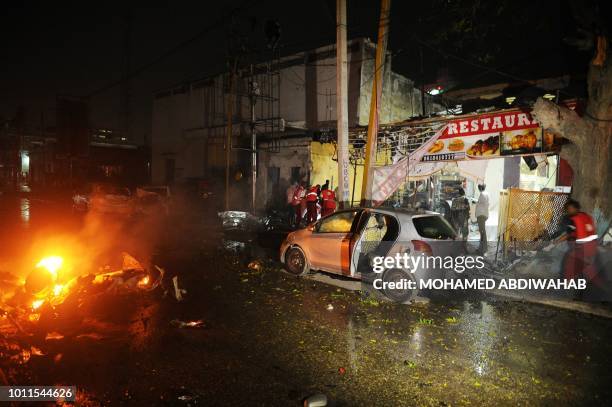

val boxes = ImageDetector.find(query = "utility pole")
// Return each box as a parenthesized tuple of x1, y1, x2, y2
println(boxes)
(249, 64, 257, 211)
(360, 0, 391, 206)
(336, 0, 350, 208)
(224, 63, 237, 211)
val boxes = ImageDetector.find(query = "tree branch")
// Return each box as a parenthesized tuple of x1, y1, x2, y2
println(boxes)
(531, 98, 589, 145)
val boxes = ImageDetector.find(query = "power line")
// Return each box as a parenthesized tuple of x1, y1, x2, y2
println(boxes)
(85, 0, 260, 98)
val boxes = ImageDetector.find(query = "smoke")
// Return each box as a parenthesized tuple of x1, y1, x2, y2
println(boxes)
(21, 209, 165, 280)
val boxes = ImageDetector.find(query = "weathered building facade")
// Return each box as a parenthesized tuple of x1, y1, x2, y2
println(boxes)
(151, 38, 439, 210)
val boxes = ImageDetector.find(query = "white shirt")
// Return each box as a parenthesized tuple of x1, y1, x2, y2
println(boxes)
(476, 191, 489, 218)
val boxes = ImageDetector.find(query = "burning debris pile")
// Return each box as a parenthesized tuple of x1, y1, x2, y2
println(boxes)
(0, 252, 165, 382)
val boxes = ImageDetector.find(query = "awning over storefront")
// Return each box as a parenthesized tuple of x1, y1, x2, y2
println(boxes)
(369, 106, 568, 205)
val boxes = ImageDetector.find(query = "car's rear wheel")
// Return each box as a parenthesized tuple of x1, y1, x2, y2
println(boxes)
(284, 246, 309, 275)
(380, 268, 416, 303)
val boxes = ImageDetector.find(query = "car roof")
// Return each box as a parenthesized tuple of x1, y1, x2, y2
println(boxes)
(335, 207, 440, 218)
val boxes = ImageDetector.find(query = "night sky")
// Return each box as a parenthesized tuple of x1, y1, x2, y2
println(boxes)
(1, 0, 593, 144)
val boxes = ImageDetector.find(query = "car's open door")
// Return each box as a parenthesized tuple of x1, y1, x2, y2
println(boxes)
(349, 211, 401, 278)
(348, 210, 371, 277)
(308, 210, 363, 274)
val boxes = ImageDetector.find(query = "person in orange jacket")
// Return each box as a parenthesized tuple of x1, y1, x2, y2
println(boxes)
(320, 180, 336, 217)
(305, 184, 320, 224)
(559, 199, 602, 292)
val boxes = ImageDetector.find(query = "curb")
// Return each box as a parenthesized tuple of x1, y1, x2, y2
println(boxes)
(487, 289, 612, 319)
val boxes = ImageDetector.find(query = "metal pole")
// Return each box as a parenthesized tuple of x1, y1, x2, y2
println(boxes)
(250, 64, 257, 212)
(336, 0, 350, 209)
(351, 159, 357, 207)
(360, 0, 391, 206)
(224, 66, 236, 211)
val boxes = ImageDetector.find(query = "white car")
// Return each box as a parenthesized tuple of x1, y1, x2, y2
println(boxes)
(280, 208, 461, 302)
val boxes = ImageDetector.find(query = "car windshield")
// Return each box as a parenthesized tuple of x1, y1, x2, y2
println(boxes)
(412, 215, 456, 240)
(317, 211, 358, 233)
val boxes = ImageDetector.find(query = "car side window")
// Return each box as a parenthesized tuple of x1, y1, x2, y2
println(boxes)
(316, 211, 358, 233)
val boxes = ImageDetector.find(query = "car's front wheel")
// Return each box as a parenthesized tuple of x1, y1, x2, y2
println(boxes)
(380, 268, 417, 303)
(284, 246, 309, 276)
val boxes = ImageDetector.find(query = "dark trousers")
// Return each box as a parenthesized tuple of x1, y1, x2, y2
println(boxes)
(477, 216, 487, 255)
(292, 204, 302, 226)
(306, 201, 317, 223)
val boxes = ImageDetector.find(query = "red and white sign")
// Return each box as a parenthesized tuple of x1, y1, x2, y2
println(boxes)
(441, 110, 538, 139)
(422, 109, 545, 162)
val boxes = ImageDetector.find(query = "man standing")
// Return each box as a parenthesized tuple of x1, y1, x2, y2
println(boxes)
(320, 180, 337, 217)
(451, 188, 470, 240)
(305, 184, 320, 224)
(475, 184, 489, 255)
(291, 182, 305, 227)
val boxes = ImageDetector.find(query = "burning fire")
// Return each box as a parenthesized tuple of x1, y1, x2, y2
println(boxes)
(36, 256, 63, 278)
(137, 276, 150, 288)
(53, 284, 64, 296)
(24, 253, 157, 321)
(32, 299, 45, 310)
(29, 256, 69, 310)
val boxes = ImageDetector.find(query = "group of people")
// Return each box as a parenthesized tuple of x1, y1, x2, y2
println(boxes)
(286, 180, 337, 227)
(450, 184, 603, 292)
(449, 183, 489, 255)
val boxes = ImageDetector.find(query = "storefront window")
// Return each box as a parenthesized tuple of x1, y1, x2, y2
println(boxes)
(519, 155, 557, 191)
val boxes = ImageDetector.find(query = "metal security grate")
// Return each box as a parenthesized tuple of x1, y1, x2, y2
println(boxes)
(499, 188, 569, 257)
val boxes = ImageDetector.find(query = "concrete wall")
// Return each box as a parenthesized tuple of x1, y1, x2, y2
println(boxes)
(151, 75, 247, 186)
(256, 137, 310, 209)
(151, 38, 430, 207)
(357, 41, 436, 125)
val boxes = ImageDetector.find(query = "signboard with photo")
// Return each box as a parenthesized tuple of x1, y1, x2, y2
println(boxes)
(421, 109, 544, 162)
(500, 128, 542, 155)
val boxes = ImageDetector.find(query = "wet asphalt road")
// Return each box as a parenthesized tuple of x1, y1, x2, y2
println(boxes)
(1, 195, 612, 406)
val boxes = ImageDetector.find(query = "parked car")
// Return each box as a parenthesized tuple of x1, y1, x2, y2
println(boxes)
(88, 184, 134, 216)
(279, 208, 461, 302)
(135, 185, 171, 215)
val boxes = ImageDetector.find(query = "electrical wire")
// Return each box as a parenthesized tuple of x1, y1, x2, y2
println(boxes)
(85, 0, 261, 98)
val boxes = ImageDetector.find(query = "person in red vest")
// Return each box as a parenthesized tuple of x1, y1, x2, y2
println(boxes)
(291, 181, 306, 227)
(305, 184, 320, 224)
(559, 199, 602, 292)
(320, 180, 337, 217)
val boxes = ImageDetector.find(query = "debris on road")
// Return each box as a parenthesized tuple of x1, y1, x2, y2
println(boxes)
(170, 319, 205, 329)
(326, 304, 334, 311)
(0, 252, 165, 376)
(218, 211, 260, 231)
(172, 275, 186, 301)
(304, 392, 327, 407)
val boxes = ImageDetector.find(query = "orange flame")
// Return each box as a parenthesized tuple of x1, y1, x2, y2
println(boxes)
(53, 284, 64, 297)
(137, 276, 150, 288)
(32, 299, 45, 310)
(36, 256, 63, 278)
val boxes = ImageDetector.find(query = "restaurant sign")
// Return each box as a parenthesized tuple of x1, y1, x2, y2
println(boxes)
(421, 109, 560, 162)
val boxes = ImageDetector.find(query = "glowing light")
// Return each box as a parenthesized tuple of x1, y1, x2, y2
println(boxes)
(427, 86, 443, 96)
(36, 256, 63, 278)
(53, 284, 64, 296)
(137, 276, 150, 288)
(32, 299, 45, 310)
